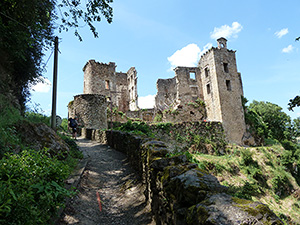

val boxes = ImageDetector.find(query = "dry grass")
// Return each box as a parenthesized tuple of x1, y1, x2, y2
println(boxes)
(192, 145, 300, 224)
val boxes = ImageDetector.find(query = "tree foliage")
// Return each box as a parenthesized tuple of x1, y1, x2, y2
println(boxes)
(248, 101, 291, 141)
(243, 98, 296, 143)
(0, 0, 113, 111)
(288, 95, 300, 111)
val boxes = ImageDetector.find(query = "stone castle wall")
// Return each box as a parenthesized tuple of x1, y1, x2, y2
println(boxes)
(71, 94, 107, 130)
(174, 66, 202, 104)
(155, 38, 246, 144)
(83, 60, 138, 112)
(76, 38, 247, 145)
(199, 41, 246, 144)
(155, 78, 177, 111)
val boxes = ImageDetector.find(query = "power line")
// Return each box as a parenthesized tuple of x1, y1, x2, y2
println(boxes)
(42, 47, 55, 71)
(0, 11, 28, 29)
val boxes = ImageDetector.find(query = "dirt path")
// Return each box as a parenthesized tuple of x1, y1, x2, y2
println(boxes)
(57, 138, 154, 225)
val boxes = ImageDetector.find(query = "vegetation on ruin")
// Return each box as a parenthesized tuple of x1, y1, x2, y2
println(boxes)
(182, 143, 300, 224)
(113, 120, 154, 137)
(0, 94, 82, 224)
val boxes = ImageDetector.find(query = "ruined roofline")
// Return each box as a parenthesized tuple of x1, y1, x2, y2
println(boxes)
(74, 93, 107, 98)
(157, 77, 176, 82)
(127, 67, 136, 74)
(200, 47, 236, 60)
(82, 59, 116, 72)
(173, 66, 198, 71)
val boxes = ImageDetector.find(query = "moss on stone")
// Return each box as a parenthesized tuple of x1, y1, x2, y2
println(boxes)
(186, 204, 209, 224)
(232, 197, 253, 205)
(161, 166, 170, 184)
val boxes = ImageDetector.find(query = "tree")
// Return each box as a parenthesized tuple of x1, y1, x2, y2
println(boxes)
(288, 95, 300, 111)
(0, 0, 113, 111)
(248, 101, 292, 141)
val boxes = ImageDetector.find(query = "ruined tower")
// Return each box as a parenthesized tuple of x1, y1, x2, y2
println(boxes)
(198, 37, 246, 144)
(83, 60, 138, 112)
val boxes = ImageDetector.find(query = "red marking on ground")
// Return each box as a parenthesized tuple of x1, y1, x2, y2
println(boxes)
(96, 191, 102, 212)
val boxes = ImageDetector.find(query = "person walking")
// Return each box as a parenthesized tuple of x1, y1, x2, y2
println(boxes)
(68, 116, 79, 140)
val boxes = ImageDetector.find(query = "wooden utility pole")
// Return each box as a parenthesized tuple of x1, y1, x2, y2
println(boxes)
(51, 36, 58, 130)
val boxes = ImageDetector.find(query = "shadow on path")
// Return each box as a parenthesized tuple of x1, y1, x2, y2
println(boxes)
(57, 138, 154, 225)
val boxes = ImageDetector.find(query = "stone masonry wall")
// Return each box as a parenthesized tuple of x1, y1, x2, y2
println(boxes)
(83, 60, 138, 113)
(175, 66, 202, 104)
(127, 67, 138, 111)
(86, 129, 283, 224)
(198, 40, 246, 144)
(72, 94, 107, 130)
(155, 78, 177, 111)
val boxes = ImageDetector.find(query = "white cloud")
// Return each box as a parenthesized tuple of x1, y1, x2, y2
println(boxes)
(282, 45, 294, 53)
(275, 28, 288, 38)
(167, 43, 212, 70)
(138, 95, 155, 109)
(210, 22, 243, 39)
(30, 77, 52, 93)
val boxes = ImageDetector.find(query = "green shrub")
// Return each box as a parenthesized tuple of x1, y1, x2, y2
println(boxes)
(280, 139, 297, 151)
(116, 120, 152, 136)
(60, 118, 69, 132)
(24, 111, 50, 126)
(240, 149, 256, 166)
(153, 113, 162, 122)
(280, 150, 294, 170)
(0, 149, 74, 224)
(60, 135, 83, 159)
(271, 171, 292, 198)
(154, 122, 172, 132)
(231, 181, 260, 200)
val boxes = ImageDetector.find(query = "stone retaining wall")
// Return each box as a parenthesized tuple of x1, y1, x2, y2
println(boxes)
(85, 129, 283, 224)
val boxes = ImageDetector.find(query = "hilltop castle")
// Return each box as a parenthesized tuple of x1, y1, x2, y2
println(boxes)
(69, 37, 247, 144)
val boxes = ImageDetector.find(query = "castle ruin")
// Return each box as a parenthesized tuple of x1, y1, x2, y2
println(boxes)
(83, 60, 138, 112)
(156, 37, 246, 144)
(69, 37, 247, 145)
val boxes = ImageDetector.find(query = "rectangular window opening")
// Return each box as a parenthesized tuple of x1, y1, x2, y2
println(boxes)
(206, 84, 211, 94)
(189, 72, 196, 80)
(223, 63, 229, 73)
(226, 80, 231, 91)
(205, 68, 209, 77)
(105, 80, 110, 90)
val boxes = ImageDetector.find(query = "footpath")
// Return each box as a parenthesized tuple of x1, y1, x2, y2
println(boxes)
(57, 137, 155, 225)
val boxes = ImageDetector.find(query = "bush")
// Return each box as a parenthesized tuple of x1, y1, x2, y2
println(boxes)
(240, 149, 256, 166)
(116, 120, 152, 136)
(280, 139, 297, 151)
(0, 149, 74, 224)
(24, 111, 50, 126)
(60, 135, 83, 159)
(271, 171, 292, 198)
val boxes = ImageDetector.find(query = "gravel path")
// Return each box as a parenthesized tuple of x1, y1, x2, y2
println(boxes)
(57, 138, 155, 225)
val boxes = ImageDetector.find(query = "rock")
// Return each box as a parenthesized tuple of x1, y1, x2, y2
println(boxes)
(16, 120, 70, 159)
(186, 193, 284, 225)
(166, 169, 227, 206)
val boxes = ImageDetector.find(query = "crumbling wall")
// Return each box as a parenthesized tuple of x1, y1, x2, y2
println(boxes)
(175, 66, 202, 104)
(72, 94, 107, 130)
(155, 78, 177, 111)
(83, 60, 116, 96)
(127, 67, 138, 111)
(115, 72, 129, 112)
(82, 60, 138, 113)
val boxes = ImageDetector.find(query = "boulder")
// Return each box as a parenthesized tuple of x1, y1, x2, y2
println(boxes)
(16, 120, 69, 159)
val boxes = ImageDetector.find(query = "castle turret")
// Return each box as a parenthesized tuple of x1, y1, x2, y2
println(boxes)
(198, 38, 246, 144)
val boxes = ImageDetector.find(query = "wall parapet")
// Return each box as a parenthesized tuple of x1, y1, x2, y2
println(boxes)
(84, 128, 283, 224)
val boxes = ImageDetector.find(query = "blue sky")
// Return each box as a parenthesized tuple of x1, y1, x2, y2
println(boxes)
(29, 0, 300, 119)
